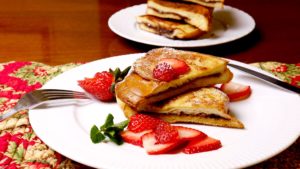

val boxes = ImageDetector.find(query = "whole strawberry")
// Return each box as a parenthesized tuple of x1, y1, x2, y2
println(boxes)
(78, 66, 130, 102)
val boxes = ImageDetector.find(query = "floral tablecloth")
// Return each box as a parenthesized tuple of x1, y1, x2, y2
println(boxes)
(0, 61, 299, 169)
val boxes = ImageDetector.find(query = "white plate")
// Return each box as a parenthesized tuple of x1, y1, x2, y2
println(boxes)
(29, 53, 300, 169)
(108, 4, 255, 47)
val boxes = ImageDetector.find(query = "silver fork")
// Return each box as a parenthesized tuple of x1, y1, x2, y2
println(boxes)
(0, 89, 90, 122)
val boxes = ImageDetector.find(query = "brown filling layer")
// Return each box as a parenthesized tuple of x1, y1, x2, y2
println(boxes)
(143, 110, 229, 120)
(139, 22, 175, 36)
(148, 7, 190, 22)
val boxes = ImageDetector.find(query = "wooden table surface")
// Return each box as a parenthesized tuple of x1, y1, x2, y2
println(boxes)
(0, 0, 299, 65)
(0, 0, 299, 168)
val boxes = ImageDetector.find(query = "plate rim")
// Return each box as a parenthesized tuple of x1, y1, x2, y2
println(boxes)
(108, 4, 256, 47)
(29, 53, 300, 169)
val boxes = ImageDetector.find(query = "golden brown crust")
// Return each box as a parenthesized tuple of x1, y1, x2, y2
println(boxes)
(115, 48, 242, 129)
(147, 0, 213, 31)
(115, 68, 233, 111)
(168, 0, 225, 8)
(117, 97, 244, 129)
(148, 0, 213, 14)
(143, 87, 232, 119)
(154, 113, 244, 129)
(136, 15, 205, 39)
(133, 47, 228, 81)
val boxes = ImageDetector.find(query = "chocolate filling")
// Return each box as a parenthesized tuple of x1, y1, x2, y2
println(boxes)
(148, 7, 190, 22)
(140, 22, 174, 37)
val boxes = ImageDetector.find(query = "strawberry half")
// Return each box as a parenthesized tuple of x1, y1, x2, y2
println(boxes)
(128, 114, 160, 133)
(142, 132, 182, 155)
(159, 58, 190, 75)
(183, 136, 222, 154)
(78, 71, 114, 101)
(220, 81, 251, 102)
(175, 126, 207, 141)
(153, 62, 177, 82)
(78, 66, 130, 102)
(153, 58, 190, 82)
(121, 130, 152, 147)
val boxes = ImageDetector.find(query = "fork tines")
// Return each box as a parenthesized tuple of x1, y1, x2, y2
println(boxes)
(38, 89, 89, 100)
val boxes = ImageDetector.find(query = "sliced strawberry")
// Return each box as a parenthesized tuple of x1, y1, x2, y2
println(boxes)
(183, 136, 222, 154)
(128, 114, 161, 133)
(154, 121, 179, 144)
(153, 62, 177, 82)
(159, 58, 190, 75)
(142, 132, 181, 155)
(174, 126, 207, 141)
(220, 81, 251, 102)
(121, 130, 152, 147)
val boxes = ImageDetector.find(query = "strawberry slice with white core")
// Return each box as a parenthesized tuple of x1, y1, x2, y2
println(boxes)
(183, 136, 222, 154)
(142, 132, 182, 155)
(121, 130, 152, 147)
(220, 81, 251, 102)
(174, 126, 207, 141)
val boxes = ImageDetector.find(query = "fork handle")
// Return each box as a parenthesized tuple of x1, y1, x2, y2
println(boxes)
(0, 108, 26, 122)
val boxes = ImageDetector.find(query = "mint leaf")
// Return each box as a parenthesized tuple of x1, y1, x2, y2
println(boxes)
(90, 114, 128, 145)
(114, 120, 129, 130)
(90, 125, 105, 143)
(104, 128, 124, 145)
(100, 113, 114, 131)
(108, 134, 123, 145)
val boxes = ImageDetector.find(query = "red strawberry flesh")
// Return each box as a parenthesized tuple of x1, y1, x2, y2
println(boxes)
(128, 114, 160, 133)
(159, 58, 190, 75)
(183, 136, 222, 154)
(78, 71, 114, 101)
(153, 62, 177, 81)
(154, 121, 179, 144)
(174, 126, 207, 141)
(142, 132, 182, 155)
(121, 130, 152, 147)
(220, 82, 251, 102)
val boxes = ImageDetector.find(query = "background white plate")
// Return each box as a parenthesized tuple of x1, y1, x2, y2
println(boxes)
(108, 4, 255, 47)
(29, 53, 300, 169)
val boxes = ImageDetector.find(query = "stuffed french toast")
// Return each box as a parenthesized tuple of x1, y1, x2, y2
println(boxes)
(115, 48, 244, 128)
(116, 48, 232, 110)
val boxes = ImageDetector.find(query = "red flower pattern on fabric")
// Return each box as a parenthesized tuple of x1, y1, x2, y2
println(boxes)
(0, 100, 17, 113)
(290, 75, 300, 87)
(33, 67, 48, 76)
(1, 62, 31, 76)
(272, 64, 288, 72)
(0, 61, 81, 168)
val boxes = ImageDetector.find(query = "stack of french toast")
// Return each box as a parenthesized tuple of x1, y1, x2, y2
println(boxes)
(115, 48, 244, 129)
(136, 0, 225, 39)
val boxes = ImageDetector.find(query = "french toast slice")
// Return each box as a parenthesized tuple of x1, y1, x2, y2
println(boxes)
(136, 15, 205, 39)
(116, 67, 233, 111)
(116, 87, 244, 129)
(115, 48, 232, 111)
(146, 0, 213, 31)
(168, 0, 225, 8)
(133, 47, 228, 82)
